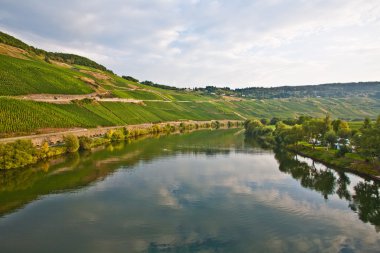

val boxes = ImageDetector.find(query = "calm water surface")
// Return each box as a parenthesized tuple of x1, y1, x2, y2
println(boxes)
(0, 129, 379, 253)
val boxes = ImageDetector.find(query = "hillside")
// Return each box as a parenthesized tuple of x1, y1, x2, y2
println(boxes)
(234, 82, 380, 99)
(0, 31, 379, 136)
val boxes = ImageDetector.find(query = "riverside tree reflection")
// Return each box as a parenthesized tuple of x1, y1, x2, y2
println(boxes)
(272, 146, 380, 227)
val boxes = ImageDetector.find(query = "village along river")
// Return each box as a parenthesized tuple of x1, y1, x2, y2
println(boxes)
(0, 129, 379, 252)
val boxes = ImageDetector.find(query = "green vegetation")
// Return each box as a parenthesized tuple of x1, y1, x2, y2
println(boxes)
(0, 98, 114, 134)
(234, 82, 380, 99)
(45, 52, 111, 72)
(244, 115, 380, 176)
(2, 96, 380, 135)
(0, 31, 110, 72)
(229, 97, 380, 119)
(0, 98, 244, 134)
(1, 30, 380, 139)
(111, 89, 164, 100)
(0, 54, 94, 95)
(274, 148, 380, 226)
(0, 128, 243, 216)
(64, 135, 80, 153)
(0, 121, 241, 170)
(0, 31, 36, 52)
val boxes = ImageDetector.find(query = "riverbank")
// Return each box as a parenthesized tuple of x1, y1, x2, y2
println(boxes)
(287, 143, 380, 180)
(0, 120, 243, 170)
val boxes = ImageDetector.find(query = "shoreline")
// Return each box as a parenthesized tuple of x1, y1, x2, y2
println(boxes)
(0, 120, 244, 170)
(0, 120, 243, 146)
(287, 144, 380, 181)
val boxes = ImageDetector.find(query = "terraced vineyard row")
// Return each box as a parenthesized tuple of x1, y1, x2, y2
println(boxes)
(0, 98, 242, 134)
(1, 96, 380, 135)
(0, 54, 93, 95)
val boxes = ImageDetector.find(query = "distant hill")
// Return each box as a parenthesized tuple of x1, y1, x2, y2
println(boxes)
(234, 82, 380, 99)
(0, 30, 379, 136)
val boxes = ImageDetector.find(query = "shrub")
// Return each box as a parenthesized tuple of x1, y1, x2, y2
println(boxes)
(79, 136, 93, 150)
(64, 135, 79, 153)
(111, 129, 125, 141)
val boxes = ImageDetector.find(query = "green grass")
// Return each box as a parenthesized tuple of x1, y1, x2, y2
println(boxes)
(112, 89, 164, 100)
(0, 54, 94, 95)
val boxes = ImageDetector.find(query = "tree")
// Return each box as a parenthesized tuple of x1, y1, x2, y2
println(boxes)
(0, 140, 37, 169)
(332, 119, 342, 133)
(111, 129, 125, 141)
(356, 124, 380, 163)
(270, 117, 280, 125)
(322, 115, 332, 135)
(122, 75, 139, 83)
(260, 118, 269, 125)
(284, 125, 304, 148)
(244, 119, 263, 137)
(297, 115, 312, 125)
(332, 119, 350, 138)
(361, 117, 372, 131)
(64, 135, 79, 153)
(283, 118, 297, 126)
(39, 141, 50, 158)
(324, 130, 337, 149)
(337, 121, 351, 138)
(303, 118, 325, 149)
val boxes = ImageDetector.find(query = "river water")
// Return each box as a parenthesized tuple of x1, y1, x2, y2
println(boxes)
(0, 129, 379, 253)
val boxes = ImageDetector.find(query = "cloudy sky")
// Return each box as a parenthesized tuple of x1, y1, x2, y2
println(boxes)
(1, 0, 380, 88)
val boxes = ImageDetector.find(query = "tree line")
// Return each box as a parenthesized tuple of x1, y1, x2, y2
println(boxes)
(244, 115, 380, 167)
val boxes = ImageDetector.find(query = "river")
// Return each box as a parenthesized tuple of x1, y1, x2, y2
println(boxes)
(0, 129, 379, 252)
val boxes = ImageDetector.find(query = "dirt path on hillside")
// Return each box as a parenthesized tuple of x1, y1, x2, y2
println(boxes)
(15, 93, 100, 104)
(13, 94, 214, 104)
(234, 112, 247, 120)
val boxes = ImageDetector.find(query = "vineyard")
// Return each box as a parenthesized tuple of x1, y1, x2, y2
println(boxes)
(227, 97, 380, 119)
(111, 89, 165, 100)
(0, 98, 241, 134)
(1, 31, 380, 136)
(1, 95, 380, 135)
(0, 54, 94, 95)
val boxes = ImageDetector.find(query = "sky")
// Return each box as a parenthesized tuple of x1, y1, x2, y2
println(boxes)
(0, 0, 380, 88)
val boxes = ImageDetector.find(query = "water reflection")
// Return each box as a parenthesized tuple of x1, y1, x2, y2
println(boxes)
(0, 129, 379, 253)
(0, 129, 245, 216)
(272, 146, 380, 228)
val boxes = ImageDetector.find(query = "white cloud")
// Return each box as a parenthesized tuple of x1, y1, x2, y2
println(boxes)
(0, 0, 379, 87)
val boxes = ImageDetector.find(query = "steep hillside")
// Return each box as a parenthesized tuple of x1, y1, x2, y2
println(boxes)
(0, 31, 379, 136)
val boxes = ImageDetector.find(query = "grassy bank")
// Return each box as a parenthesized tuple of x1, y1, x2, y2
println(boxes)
(288, 143, 380, 179)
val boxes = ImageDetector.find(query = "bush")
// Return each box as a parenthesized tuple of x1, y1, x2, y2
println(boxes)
(0, 140, 38, 169)
(111, 129, 125, 141)
(64, 135, 79, 153)
(79, 136, 93, 150)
